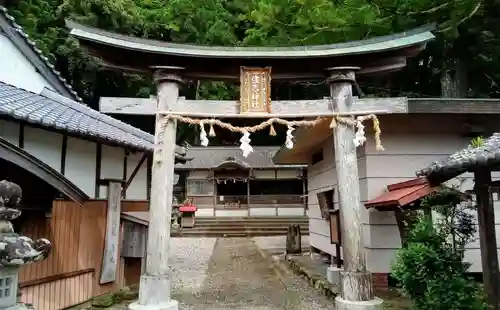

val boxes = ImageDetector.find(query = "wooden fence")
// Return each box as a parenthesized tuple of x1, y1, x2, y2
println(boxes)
(18, 199, 148, 310)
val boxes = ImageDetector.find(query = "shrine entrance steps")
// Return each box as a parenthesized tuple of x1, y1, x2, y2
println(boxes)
(172, 216, 309, 237)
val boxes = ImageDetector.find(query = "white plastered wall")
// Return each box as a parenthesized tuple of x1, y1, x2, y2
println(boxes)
(306, 114, 500, 274)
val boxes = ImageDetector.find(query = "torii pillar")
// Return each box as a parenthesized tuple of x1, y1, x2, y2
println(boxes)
(327, 67, 383, 310)
(129, 66, 184, 310)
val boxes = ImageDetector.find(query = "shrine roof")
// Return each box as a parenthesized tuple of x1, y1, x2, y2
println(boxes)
(0, 82, 189, 163)
(175, 146, 306, 170)
(66, 20, 435, 79)
(417, 133, 500, 183)
(0, 7, 82, 102)
(364, 177, 439, 209)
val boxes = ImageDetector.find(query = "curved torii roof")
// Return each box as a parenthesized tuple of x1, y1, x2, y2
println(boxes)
(66, 21, 435, 80)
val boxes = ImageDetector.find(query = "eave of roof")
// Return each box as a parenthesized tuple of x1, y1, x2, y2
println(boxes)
(0, 82, 192, 165)
(0, 7, 82, 102)
(121, 211, 149, 226)
(417, 133, 500, 183)
(364, 178, 438, 209)
(176, 146, 306, 170)
(0, 82, 153, 151)
(67, 20, 435, 59)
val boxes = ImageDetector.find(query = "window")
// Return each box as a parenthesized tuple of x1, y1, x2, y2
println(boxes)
(317, 189, 335, 219)
(0, 271, 17, 308)
(186, 180, 212, 195)
(311, 149, 323, 165)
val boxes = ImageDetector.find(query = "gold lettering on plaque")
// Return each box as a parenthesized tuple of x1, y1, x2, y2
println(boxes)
(239, 67, 271, 113)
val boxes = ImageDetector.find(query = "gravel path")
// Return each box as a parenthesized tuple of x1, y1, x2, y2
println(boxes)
(170, 237, 217, 295)
(107, 237, 332, 309)
(175, 237, 333, 310)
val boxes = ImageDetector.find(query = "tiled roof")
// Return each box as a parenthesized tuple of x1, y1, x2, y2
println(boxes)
(0, 82, 155, 150)
(176, 146, 306, 169)
(0, 6, 82, 102)
(417, 134, 500, 181)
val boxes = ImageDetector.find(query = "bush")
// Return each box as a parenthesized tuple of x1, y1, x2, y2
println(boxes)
(391, 188, 487, 310)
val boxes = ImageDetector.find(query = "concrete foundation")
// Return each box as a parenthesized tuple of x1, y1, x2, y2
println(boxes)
(128, 275, 178, 310)
(128, 300, 179, 310)
(335, 296, 384, 310)
(326, 266, 342, 285)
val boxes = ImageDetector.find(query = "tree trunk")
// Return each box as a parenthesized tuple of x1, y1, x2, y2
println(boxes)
(441, 59, 468, 97)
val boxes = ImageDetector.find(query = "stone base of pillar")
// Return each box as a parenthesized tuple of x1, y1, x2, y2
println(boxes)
(128, 300, 178, 310)
(326, 266, 342, 285)
(128, 275, 178, 310)
(335, 296, 384, 310)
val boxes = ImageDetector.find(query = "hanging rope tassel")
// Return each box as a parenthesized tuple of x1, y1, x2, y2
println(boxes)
(269, 123, 277, 136)
(285, 125, 295, 149)
(239, 131, 253, 157)
(199, 122, 209, 147)
(353, 117, 367, 147)
(371, 115, 385, 151)
(329, 117, 337, 129)
(208, 122, 216, 137)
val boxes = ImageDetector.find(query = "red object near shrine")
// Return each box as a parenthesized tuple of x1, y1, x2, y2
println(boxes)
(179, 205, 197, 212)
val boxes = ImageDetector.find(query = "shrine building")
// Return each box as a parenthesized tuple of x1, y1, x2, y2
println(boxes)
(99, 95, 307, 218)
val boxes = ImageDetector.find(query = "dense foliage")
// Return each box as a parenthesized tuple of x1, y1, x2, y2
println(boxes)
(4, 0, 499, 99)
(391, 188, 487, 310)
(2, 0, 500, 142)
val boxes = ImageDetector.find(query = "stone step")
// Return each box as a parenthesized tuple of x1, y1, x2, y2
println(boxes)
(195, 216, 308, 222)
(193, 222, 309, 228)
(183, 225, 309, 232)
(171, 230, 311, 237)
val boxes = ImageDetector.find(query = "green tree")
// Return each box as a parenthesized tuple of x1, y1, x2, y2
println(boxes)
(391, 189, 486, 310)
(4, 0, 500, 145)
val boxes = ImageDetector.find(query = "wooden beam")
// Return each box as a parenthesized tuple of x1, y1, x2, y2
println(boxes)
(159, 109, 389, 119)
(18, 123, 24, 148)
(95, 144, 102, 198)
(122, 150, 128, 198)
(474, 168, 500, 310)
(409, 98, 500, 114)
(19, 268, 95, 288)
(100, 96, 500, 116)
(99, 96, 408, 116)
(60, 134, 67, 175)
(123, 154, 147, 196)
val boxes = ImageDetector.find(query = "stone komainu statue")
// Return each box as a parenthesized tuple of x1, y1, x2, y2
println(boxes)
(0, 180, 51, 266)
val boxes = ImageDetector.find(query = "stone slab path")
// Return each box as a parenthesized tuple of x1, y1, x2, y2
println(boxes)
(172, 237, 332, 310)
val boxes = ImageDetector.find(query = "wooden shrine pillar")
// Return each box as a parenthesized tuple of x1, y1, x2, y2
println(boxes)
(474, 168, 500, 310)
(129, 66, 184, 310)
(326, 67, 383, 309)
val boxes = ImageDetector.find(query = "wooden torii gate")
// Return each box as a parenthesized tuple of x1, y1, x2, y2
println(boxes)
(67, 21, 434, 310)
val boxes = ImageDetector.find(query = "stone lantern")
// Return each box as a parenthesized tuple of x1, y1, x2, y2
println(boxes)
(0, 180, 51, 310)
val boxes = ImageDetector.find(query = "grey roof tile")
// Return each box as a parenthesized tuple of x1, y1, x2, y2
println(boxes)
(0, 82, 192, 164)
(0, 81, 154, 151)
(176, 146, 306, 169)
(417, 134, 500, 180)
(0, 6, 83, 102)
